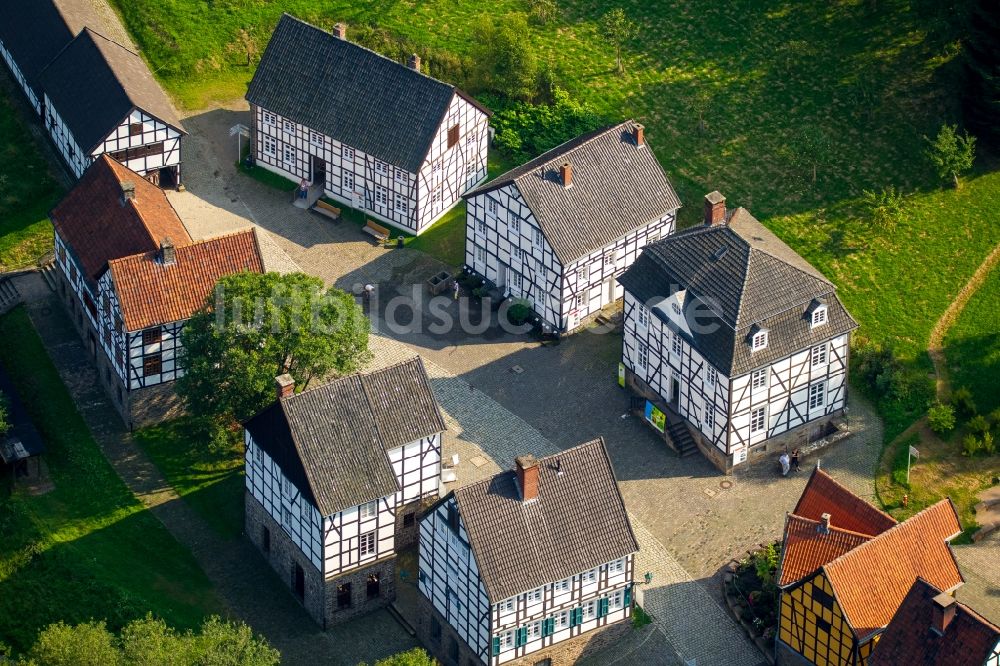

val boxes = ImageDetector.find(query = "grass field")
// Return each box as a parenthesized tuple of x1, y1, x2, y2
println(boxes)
(134, 419, 246, 540)
(0, 307, 221, 654)
(944, 263, 1000, 415)
(0, 88, 63, 271)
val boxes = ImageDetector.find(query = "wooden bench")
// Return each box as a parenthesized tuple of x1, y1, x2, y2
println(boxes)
(363, 219, 390, 242)
(311, 200, 341, 221)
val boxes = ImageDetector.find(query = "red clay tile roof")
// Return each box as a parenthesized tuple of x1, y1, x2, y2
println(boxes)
(794, 466, 897, 537)
(777, 514, 873, 586)
(870, 578, 1000, 665)
(824, 499, 964, 641)
(108, 229, 264, 331)
(51, 155, 191, 283)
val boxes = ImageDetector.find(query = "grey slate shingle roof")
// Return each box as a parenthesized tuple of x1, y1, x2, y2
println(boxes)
(247, 14, 487, 173)
(619, 208, 858, 376)
(465, 121, 681, 264)
(244, 357, 446, 516)
(37, 29, 185, 153)
(0, 0, 97, 92)
(450, 438, 639, 603)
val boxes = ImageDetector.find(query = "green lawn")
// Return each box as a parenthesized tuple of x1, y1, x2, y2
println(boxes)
(134, 418, 246, 540)
(0, 307, 222, 655)
(944, 262, 1000, 415)
(111, 0, 1000, 441)
(0, 89, 63, 271)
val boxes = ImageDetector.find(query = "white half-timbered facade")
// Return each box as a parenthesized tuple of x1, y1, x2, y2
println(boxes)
(37, 29, 185, 184)
(50, 156, 265, 427)
(247, 15, 490, 235)
(417, 439, 638, 665)
(619, 193, 858, 471)
(243, 358, 446, 627)
(464, 121, 680, 332)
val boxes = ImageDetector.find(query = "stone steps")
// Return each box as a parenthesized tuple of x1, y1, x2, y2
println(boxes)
(39, 263, 58, 292)
(666, 418, 699, 458)
(0, 277, 22, 315)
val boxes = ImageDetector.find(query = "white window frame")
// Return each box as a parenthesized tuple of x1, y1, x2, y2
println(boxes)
(395, 193, 408, 214)
(750, 407, 766, 434)
(501, 629, 514, 650)
(487, 198, 498, 215)
(282, 145, 296, 166)
(342, 145, 354, 160)
(553, 578, 570, 593)
(583, 599, 596, 620)
(608, 559, 625, 574)
(671, 333, 682, 356)
(309, 130, 322, 147)
(510, 216, 520, 235)
(533, 228, 543, 245)
(812, 306, 828, 327)
(262, 135, 276, 156)
(555, 610, 570, 629)
(375, 185, 388, 207)
(500, 598, 514, 613)
(705, 407, 715, 430)
(263, 111, 276, 126)
(477, 218, 487, 235)
(512, 247, 523, 262)
(342, 171, 355, 191)
(511, 271, 523, 291)
(578, 265, 589, 283)
(809, 382, 826, 410)
(359, 530, 376, 557)
(637, 303, 649, 327)
(374, 160, 388, 175)
(359, 500, 377, 520)
(282, 119, 295, 135)
(526, 588, 543, 604)
(637, 342, 648, 369)
(752, 330, 769, 351)
(582, 568, 597, 584)
(527, 620, 542, 640)
(811, 343, 828, 367)
(476, 246, 486, 264)
(706, 365, 718, 386)
(609, 589, 624, 610)
(751, 368, 769, 391)
(394, 167, 407, 183)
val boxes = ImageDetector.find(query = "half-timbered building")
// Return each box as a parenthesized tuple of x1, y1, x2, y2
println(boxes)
(0, 0, 185, 185)
(775, 466, 964, 665)
(870, 578, 1000, 666)
(416, 438, 639, 666)
(50, 156, 265, 427)
(243, 358, 446, 628)
(618, 192, 858, 471)
(246, 15, 490, 235)
(464, 121, 681, 332)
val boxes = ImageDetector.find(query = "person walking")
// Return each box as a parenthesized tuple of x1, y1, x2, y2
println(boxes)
(791, 448, 801, 472)
(452, 280, 460, 301)
(298, 177, 309, 200)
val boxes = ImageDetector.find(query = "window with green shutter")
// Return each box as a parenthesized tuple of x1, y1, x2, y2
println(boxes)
(598, 597, 609, 618)
(571, 607, 583, 627)
(491, 636, 500, 656)
(624, 583, 633, 607)
(542, 617, 555, 636)
(515, 627, 527, 647)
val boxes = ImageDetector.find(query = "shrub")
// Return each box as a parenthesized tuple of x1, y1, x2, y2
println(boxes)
(988, 407, 1000, 429)
(951, 386, 978, 418)
(963, 434, 981, 457)
(753, 542, 779, 588)
(473, 13, 539, 101)
(968, 414, 991, 436)
(0, 390, 8, 437)
(983, 431, 996, 456)
(925, 124, 976, 188)
(928, 402, 956, 434)
(506, 300, 533, 326)
(490, 88, 606, 163)
(862, 186, 906, 233)
(529, 0, 560, 25)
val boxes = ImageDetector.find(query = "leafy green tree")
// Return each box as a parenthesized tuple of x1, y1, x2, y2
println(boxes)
(491, 88, 605, 162)
(188, 616, 280, 665)
(600, 8, 638, 74)
(963, 0, 1000, 145)
(474, 14, 538, 101)
(0, 391, 9, 437)
(862, 186, 906, 233)
(360, 648, 438, 666)
(178, 272, 371, 423)
(927, 402, 956, 434)
(796, 125, 832, 185)
(925, 124, 976, 188)
(28, 621, 121, 666)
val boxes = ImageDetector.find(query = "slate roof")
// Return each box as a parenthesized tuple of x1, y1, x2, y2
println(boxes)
(37, 28, 184, 154)
(619, 207, 858, 375)
(0, 0, 99, 92)
(823, 499, 964, 641)
(793, 466, 897, 537)
(450, 438, 639, 603)
(467, 121, 681, 264)
(108, 229, 265, 331)
(870, 578, 1000, 666)
(247, 14, 485, 173)
(244, 358, 446, 516)
(777, 514, 874, 587)
(50, 155, 192, 284)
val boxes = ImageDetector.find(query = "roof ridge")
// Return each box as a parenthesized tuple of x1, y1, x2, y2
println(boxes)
(527, 120, 635, 175)
(82, 25, 142, 59)
(107, 227, 257, 268)
(728, 210, 757, 329)
(797, 467, 898, 525)
(787, 513, 880, 540)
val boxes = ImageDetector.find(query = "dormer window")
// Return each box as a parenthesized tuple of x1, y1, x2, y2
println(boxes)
(812, 307, 827, 327)
(750, 326, 769, 351)
(808, 298, 828, 328)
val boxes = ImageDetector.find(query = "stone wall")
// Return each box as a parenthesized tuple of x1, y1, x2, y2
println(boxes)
(504, 621, 631, 666)
(323, 556, 396, 624)
(414, 590, 485, 666)
(394, 498, 431, 550)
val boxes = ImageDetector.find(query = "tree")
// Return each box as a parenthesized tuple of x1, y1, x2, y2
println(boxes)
(927, 402, 956, 434)
(925, 124, 976, 188)
(28, 621, 121, 666)
(360, 648, 438, 666)
(0, 391, 9, 437)
(474, 14, 538, 101)
(601, 8, 638, 75)
(795, 125, 832, 185)
(963, 0, 1000, 146)
(177, 272, 371, 424)
(861, 186, 906, 233)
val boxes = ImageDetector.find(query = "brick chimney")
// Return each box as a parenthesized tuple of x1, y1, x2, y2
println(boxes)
(633, 123, 645, 147)
(515, 455, 539, 502)
(931, 592, 957, 635)
(159, 237, 175, 266)
(121, 180, 136, 202)
(407, 54, 421, 72)
(560, 162, 573, 189)
(275, 374, 295, 400)
(704, 191, 726, 226)
(332, 22, 347, 39)
(819, 512, 831, 534)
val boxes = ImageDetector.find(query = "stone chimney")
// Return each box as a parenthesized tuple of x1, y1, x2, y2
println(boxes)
(515, 454, 539, 502)
(560, 162, 573, 189)
(819, 512, 831, 534)
(275, 374, 295, 400)
(931, 592, 957, 635)
(121, 180, 136, 202)
(633, 123, 645, 147)
(407, 54, 421, 72)
(159, 237, 175, 266)
(332, 22, 346, 39)
(704, 191, 726, 226)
